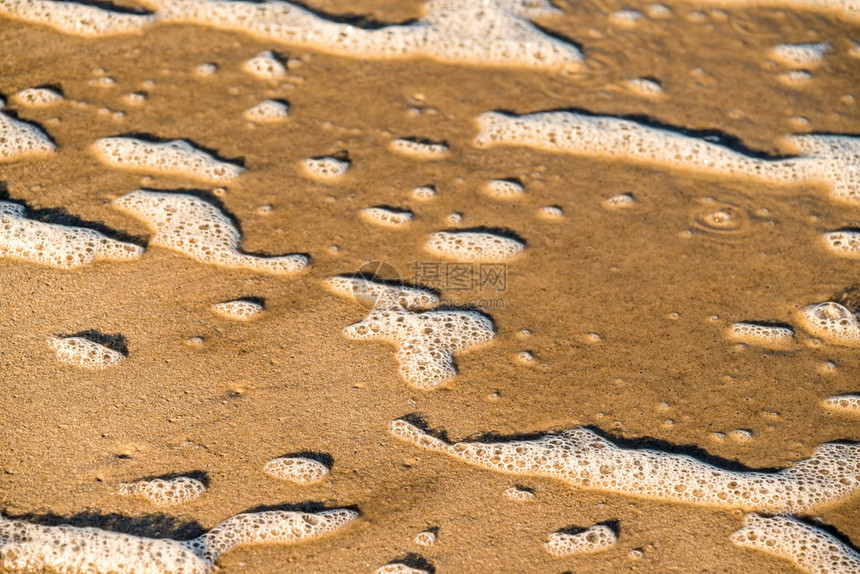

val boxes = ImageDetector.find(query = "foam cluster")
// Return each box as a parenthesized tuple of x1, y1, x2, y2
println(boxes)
(374, 564, 429, 574)
(242, 50, 287, 79)
(625, 77, 663, 96)
(117, 476, 206, 507)
(725, 322, 794, 349)
(796, 302, 860, 347)
(0, 202, 143, 269)
(325, 275, 439, 311)
(474, 111, 860, 205)
(262, 457, 329, 484)
(0, 508, 357, 574)
(770, 43, 829, 67)
(212, 299, 264, 320)
(113, 190, 308, 274)
(0, 0, 154, 36)
(344, 308, 495, 390)
(11, 88, 63, 107)
(502, 486, 535, 501)
(360, 207, 413, 229)
(389, 420, 860, 513)
(822, 395, 860, 414)
(484, 179, 525, 199)
(48, 336, 125, 370)
(414, 531, 436, 546)
(243, 100, 289, 122)
(300, 156, 349, 181)
(92, 138, 243, 183)
(823, 231, 860, 258)
(389, 138, 449, 159)
(545, 525, 617, 557)
(144, 0, 583, 70)
(425, 230, 525, 261)
(731, 514, 860, 574)
(1, 109, 56, 162)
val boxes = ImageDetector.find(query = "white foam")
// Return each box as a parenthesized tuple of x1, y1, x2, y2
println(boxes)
(474, 111, 860, 205)
(0, 201, 143, 269)
(414, 531, 436, 546)
(242, 50, 287, 79)
(796, 302, 860, 347)
(502, 486, 535, 501)
(823, 231, 860, 258)
(725, 322, 794, 349)
(243, 100, 289, 122)
(609, 9, 643, 25)
(48, 336, 126, 370)
(113, 190, 308, 274)
(0, 509, 357, 573)
(118, 476, 206, 507)
(262, 457, 329, 484)
(545, 525, 617, 557)
(483, 179, 525, 199)
(425, 230, 525, 261)
(770, 43, 830, 67)
(92, 138, 243, 183)
(360, 207, 413, 229)
(603, 193, 636, 208)
(538, 206, 564, 220)
(731, 514, 860, 574)
(374, 564, 429, 574)
(412, 186, 437, 200)
(389, 420, 860, 513)
(389, 138, 449, 159)
(10, 88, 63, 107)
(0, 110, 56, 162)
(195, 62, 218, 76)
(144, 0, 583, 70)
(343, 308, 495, 390)
(0, 0, 154, 36)
(123, 92, 148, 106)
(626, 78, 663, 97)
(300, 156, 349, 181)
(212, 299, 264, 320)
(325, 275, 439, 311)
(822, 395, 860, 414)
(682, 0, 859, 21)
(780, 70, 813, 85)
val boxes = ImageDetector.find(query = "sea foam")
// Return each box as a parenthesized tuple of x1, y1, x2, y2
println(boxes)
(0, 0, 154, 36)
(92, 138, 243, 183)
(0, 109, 56, 162)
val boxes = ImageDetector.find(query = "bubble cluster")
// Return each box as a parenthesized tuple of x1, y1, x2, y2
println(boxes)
(502, 486, 535, 501)
(211, 299, 264, 320)
(48, 336, 126, 370)
(822, 395, 860, 414)
(0, 201, 143, 269)
(374, 564, 429, 574)
(725, 322, 794, 349)
(545, 524, 617, 557)
(414, 531, 436, 546)
(625, 78, 663, 96)
(389, 420, 860, 513)
(770, 43, 830, 67)
(411, 186, 437, 201)
(0, 0, 154, 36)
(425, 230, 525, 261)
(92, 138, 243, 183)
(113, 190, 308, 274)
(11, 87, 63, 107)
(262, 457, 330, 484)
(117, 476, 206, 507)
(474, 111, 860, 205)
(326, 275, 439, 311)
(360, 207, 414, 229)
(242, 50, 287, 79)
(483, 179, 525, 199)
(731, 514, 860, 574)
(300, 156, 350, 181)
(243, 100, 289, 122)
(796, 302, 860, 347)
(0, 109, 56, 162)
(822, 231, 860, 258)
(389, 138, 450, 159)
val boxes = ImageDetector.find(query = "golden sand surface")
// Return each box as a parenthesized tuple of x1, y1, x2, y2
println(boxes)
(0, 1, 859, 572)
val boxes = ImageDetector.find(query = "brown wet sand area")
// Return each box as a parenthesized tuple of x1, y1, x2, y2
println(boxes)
(1, 0, 859, 572)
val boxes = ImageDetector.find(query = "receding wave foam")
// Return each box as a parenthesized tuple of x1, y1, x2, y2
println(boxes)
(0, 0, 154, 36)
(0, 109, 56, 162)
(92, 138, 243, 183)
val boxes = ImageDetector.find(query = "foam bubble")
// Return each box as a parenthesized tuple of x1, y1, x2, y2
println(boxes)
(389, 419, 860, 513)
(145, 0, 583, 70)
(538, 206, 564, 220)
(625, 78, 663, 97)
(0, 0, 154, 36)
(545, 525, 617, 557)
(10, 88, 63, 107)
(0, 201, 143, 269)
(0, 110, 56, 162)
(92, 138, 243, 183)
(474, 111, 860, 205)
(262, 457, 329, 484)
(483, 179, 525, 199)
(779, 70, 813, 85)
(770, 43, 830, 67)
(609, 10, 643, 25)
(343, 308, 495, 390)
(823, 230, 860, 258)
(414, 531, 436, 546)
(603, 193, 636, 208)
(122, 91, 147, 105)
(243, 100, 289, 122)
(212, 299, 264, 320)
(725, 322, 794, 349)
(822, 395, 860, 414)
(425, 230, 525, 261)
(195, 62, 218, 76)
(242, 50, 287, 79)
(389, 138, 449, 159)
(412, 186, 437, 200)
(113, 190, 308, 274)
(502, 486, 535, 501)
(375, 564, 429, 574)
(300, 156, 349, 181)
(731, 514, 860, 574)
(325, 275, 439, 311)
(360, 207, 414, 229)
(117, 476, 206, 507)
(48, 336, 126, 370)
(796, 302, 860, 347)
